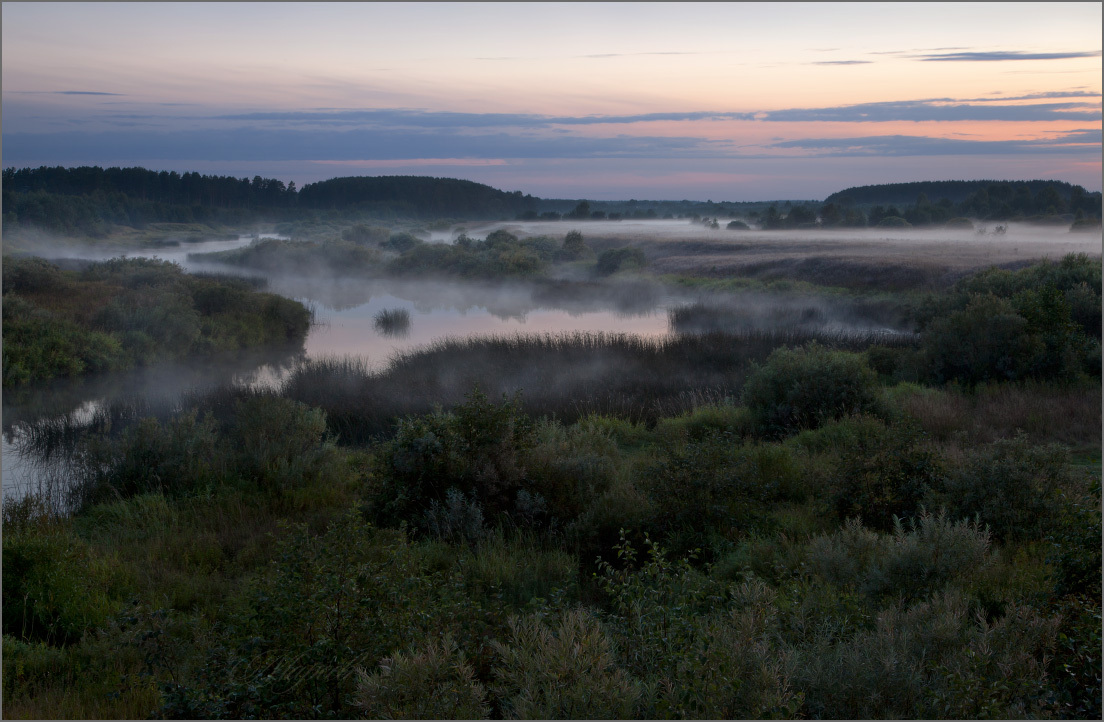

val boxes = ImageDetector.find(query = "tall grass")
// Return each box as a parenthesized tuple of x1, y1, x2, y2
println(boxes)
(373, 307, 411, 337)
(281, 328, 898, 444)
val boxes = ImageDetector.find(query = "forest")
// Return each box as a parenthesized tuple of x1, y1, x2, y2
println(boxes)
(3, 166, 1100, 239)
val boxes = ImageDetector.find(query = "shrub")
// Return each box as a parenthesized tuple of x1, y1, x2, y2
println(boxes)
(805, 511, 992, 603)
(341, 224, 390, 246)
(562, 230, 588, 259)
(2, 296, 125, 385)
(374, 389, 537, 524)
(356, 635, 490, 720)
(742, 343, 881, 437)
(2, 255, 70, 295)
(596, 535, 800, 718)
(523, 418, 620, 522)
(930, 435, 1072, 543)
(595, 247, 646, 276)
(796, 590, 1059, 719)
(491, 610, 642, 719)
(230, 395, 336, 492)
(462, 531, 578, 609)
(423, 488, 487, 544)
(72, 411, 223, 507)
(162, 512, 469, 719)
(827, 420, 944, 530)
(2, 500, 130, 645)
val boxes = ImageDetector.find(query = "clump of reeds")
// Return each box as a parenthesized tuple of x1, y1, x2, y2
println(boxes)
(374, 307, 412, 337)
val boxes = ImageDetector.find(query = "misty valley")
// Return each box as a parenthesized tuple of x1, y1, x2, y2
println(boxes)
(2, 171, 1102, 720)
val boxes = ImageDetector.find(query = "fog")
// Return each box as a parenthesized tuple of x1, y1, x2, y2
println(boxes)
(3, 218, 1099, 500)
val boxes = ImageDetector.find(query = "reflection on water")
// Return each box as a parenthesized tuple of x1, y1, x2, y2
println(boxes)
(2, 226, 930, 501)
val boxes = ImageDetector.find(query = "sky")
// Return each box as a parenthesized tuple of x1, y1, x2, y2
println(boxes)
(2, 2, 1101, 200)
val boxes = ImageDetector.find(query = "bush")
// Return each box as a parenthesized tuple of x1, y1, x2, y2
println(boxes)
(796, 590, 1059, 719)
(374, 389, 537, 524)
(230, 395, 337, 492)
(341, 224, 390, 245)
(595, 247, 646, 276)
(804, 511, 993, 603)
(2, 255, 70, 295)
(636, 435, 784, 554)
(491, 610, 642, 719)
(930, 435, 1072, 543)
(72, 411, 223, 508)
(2, 499, 130, 645)
(162, 512, 469, 719)
(826, 419, 944, 530)
(356, 635, 490, 720)
(561, 230, 589, 259)
(742, 343, 881, 437)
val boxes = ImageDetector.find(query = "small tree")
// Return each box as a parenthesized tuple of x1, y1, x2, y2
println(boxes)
(563, 230, 587, 259)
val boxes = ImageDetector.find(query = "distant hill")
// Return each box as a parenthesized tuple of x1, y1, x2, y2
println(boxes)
(297, 176, 537, 219)
(824, 179, 1095, 207)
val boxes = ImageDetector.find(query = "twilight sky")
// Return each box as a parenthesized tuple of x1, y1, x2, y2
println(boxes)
(2, 2, 1101, 200)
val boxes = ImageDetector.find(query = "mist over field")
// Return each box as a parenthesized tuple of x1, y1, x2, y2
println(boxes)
(3, 1, 1102, 716)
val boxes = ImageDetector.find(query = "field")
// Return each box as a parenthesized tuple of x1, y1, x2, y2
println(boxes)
(2, 219, 1101, 720)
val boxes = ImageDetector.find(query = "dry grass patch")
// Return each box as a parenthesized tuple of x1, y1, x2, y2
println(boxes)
(896, 382, 1101, 449)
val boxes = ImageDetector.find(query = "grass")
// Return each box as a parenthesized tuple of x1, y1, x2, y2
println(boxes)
(892, 380, 1102, 450)
(3, 253, 1100, 720)
(280, 328, 902, 444)
(373, 307, 411, 337)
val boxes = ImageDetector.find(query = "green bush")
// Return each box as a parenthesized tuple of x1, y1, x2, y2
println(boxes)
(230, 395, 335, 492)
(2, 499, 130, 645)
(596, 535, 800, 718)
(918, 255, 1101, 384)
(2, 255, 70, 295)
(341, 224, 390, 245)
(375, 389, 537, 524)
(930, 435, 1073, 543)
(462, 532, 578, 608)
(561, 230, 589, 260)
(804, 511, 992, 603)
(162, 512, 471, 719)
(796, 590, 1059, 719)
(742, 343, 882, 437)
(492, 610, 642, 719)
(524, 418, 620, 522)
(356, 635, 490, 720)
(73, 411, 223, 508)
(636, 434, 786, 554)
(826, 420, 944, 530)
(595, 247, 646, 276)
(2, 296, 124, 384)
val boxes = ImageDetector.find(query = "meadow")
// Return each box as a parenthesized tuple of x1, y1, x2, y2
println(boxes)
(2, 219, 1101, 720)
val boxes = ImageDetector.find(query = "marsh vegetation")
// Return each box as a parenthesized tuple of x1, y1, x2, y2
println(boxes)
(2, 176, 1101, 719)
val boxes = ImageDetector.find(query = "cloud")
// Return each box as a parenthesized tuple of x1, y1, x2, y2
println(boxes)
(212, 108, 758, 128)
(811, 60, 872, 66)
(0, 127, 722, 163)
(7, 90, 125, 96)
(759, 99, 1101, 122)
(475, 51, 704, 60)
(211, 97, 1101, 130)
(911, 50, 1102, 62)
(964, 90, 1101, 102)
(770, 128, 1102, 157)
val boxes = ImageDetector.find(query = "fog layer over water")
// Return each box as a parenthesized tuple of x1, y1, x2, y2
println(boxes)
(4, 221, 1099, 498)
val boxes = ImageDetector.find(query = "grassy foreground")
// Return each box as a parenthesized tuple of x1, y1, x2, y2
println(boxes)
(2, 256, 1100, 719)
